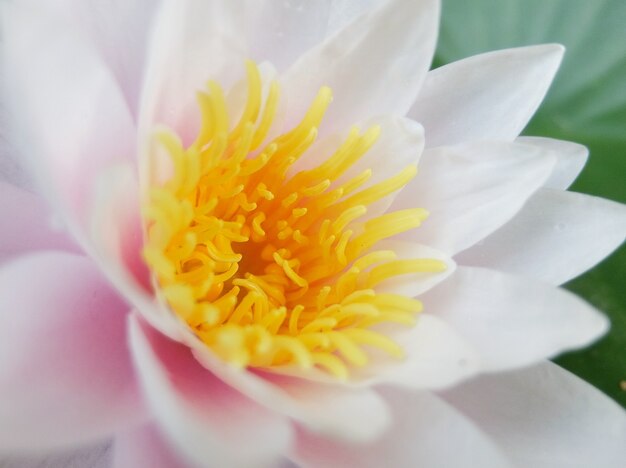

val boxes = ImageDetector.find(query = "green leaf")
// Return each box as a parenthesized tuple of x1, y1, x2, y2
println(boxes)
(436, 0, 626, 406)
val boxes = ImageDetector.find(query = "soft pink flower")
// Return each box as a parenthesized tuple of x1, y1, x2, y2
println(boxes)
(1, 1, 625, 467)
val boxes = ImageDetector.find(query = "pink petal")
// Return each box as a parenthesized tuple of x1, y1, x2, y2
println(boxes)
(442, 362, 626, 468)
(0, 251, 145, 452)
(0, 182, 78, 262)
(114, 424, 193, 468)
(128, 315, 292, 467)
(291, 388, 513, 468)
(90, 164, 150, 292)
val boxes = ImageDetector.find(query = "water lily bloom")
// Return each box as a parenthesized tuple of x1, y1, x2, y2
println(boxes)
(2, 0, 626, 466)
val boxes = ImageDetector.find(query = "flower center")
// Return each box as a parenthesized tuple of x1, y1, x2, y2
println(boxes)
(142, 61, 445, 379)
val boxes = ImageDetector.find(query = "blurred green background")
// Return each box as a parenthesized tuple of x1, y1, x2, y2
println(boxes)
(435, 0, 626, 407)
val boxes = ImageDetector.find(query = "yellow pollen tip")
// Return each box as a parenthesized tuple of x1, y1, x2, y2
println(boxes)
(142, 61, 443, 379)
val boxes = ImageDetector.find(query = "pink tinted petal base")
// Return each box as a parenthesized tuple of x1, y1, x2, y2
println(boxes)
(89, 164, 185, 342)
(0, 251, 145, 452)
(189, 337, 392, 442)
(90, 164, 150, 292)
(128, 315, 292, 468)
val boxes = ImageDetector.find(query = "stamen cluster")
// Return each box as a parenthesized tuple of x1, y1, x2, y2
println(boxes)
(142, 61, 444, 379)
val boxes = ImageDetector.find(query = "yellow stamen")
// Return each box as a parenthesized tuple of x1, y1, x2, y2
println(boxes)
(142, 61, 444, 379)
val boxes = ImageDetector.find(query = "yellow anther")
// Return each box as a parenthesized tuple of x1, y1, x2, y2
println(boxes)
(251, 212, 266, 237)
(311, 353, 348, 380)
(349, 208, 429, 257)
(332, 205, 366, 233)
(367, 259, 447, 288)
(230, 60, 263, 142)
(251, 81, 280, 150)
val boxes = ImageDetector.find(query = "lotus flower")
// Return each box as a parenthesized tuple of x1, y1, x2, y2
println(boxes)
(1, 0, 625, 467)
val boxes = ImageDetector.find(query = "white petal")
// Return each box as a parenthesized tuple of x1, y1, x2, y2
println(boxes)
(259, 373, 391, 442)
(327, 0, 385, 35)
(1, 2, 136, 232)
(0, 114, 32, 190)
(281, 0, 439, 138)
(292, 388, 513, 468)
(138, 0, 246, 157)
(425, 267, 609, 372)
(410, 45, 564, 147)
(442, 362, 626, 468)
(348, 314, 481, 390)
(457, 188, 626, 285)
(189, 336, 391, 442)
(20, 0, 159, 116)
(390, 141, 557, 255)
(0, 59, 31, 189)
(128, 315, 292, 468)
(516, 136, 588, 189)
(244, 0, 332, 71)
